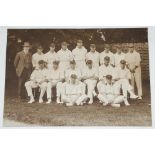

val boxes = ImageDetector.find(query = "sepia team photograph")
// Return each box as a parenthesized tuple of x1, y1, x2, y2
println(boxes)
(3, 28, 152, 127)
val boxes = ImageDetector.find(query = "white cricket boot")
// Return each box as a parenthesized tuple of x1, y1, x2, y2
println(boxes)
(56, 97, 62, 104)
(124, 100, 130, 106)
(138, 96, 142, 100)
(39, 98, 43, 103)
(46, 98, 52, 104)
(129, 91, 138, 99)
(28, 97, 35, 104)
(88, 98, 93, 104)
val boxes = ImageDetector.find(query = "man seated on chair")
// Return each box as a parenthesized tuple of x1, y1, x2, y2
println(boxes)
(97, 74, 130, 107)
(82, 60, 99, 104)
(62, 74, 88, 106)
(25, 60, 48, 104)
(46, 61, 64, 104)
(114, 60, 138, 100)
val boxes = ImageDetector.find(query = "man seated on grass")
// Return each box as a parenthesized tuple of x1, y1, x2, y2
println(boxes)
(62, 74, 88, 106)
(25, 60, 48, 104)
(82, 60, 99, 104)
(114, 60, 138, 100)
(64, 60, 85, 95)
(97, 75, 130, 107)
(46, 61, 64, 104)
(97, 56, 115, 93)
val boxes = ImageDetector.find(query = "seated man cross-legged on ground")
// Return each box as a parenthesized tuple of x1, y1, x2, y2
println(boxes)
(97, 75, 130, 107)
(62, 74, 88, 106)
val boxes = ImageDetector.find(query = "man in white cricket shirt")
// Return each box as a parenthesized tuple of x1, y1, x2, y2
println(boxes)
(32, 44, 45, 69)
(86, 44, 100, 68)
(114, 44, 126, 67)
(82, 60, 99, 104)
(97, 75, 130, 107)
(125, 44, 142, 99)
(46, 61, 64, 104)
(57, 41, 73, 71)
(44, 43, 58, 69)
(72, 40, 87, 69)
(62, 74, 88, 106)
(97, 56, 116, 93)
(25, 60, 48, 103)
(65, 60, 86, 94)
(115, 60, 138, 101)
(100, 44, 114, 66)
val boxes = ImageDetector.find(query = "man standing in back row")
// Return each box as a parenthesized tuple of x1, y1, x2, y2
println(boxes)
(100, 44, 115, 66)
(72, 39, 87, 69)
(14, 42, 32, 99)
(86, 44, 100, 68)
(32, 44, 44, 69)
(125, 44, 142, 99)
(57, 41, 73, 71)
(44, 43, 58, 70)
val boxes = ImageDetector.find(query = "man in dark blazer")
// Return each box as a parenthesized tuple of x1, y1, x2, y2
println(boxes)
(14, 42, 32, 99)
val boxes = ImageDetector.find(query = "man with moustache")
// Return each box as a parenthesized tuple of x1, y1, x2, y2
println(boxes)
(14, 42, 32, 99)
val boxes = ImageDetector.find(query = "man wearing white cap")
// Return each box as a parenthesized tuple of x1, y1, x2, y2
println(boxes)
(62, 74, 88, 106)
(100, 44, 114, 66)
(86, 44, 100, 68)
(97, 75, 130, 107)
(114, 44, 126, 67)
(46, 61, 64, 104)
(44, 43, 58, 70)
(125, 44, 142, 99)
(115, 60, 138, 100)
(32, 44, 45, 69)
(82, 60, 98, 104)
(64, 60, 86, 95)
(97, 56, 116, 93)
(72, 40, 87, 69)
(25, 60, 48, 104)
(57, 41, 73, 71)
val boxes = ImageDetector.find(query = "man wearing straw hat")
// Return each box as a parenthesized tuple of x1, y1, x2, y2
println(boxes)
(14, 42, 32, 99)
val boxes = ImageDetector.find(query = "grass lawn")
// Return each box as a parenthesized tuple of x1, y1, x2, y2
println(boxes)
(3, 98, 151, 126)
(3, 80, 152, 127)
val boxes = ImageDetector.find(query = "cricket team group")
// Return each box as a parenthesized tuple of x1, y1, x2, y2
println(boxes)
(14, 40, 142, 107)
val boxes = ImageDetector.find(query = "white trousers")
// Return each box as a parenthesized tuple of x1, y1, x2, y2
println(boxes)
(61, 81, 86, 95)
(98, 94, 125, 104)
(97, 81, 104, 93)
(62, 94, 87, 105)
(116, 79, 133, 97)
(131, 67, 142, 97)
(46, 81, 62, 99)
(84, 79, 97, 99)
(25, 81, 47, 99)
